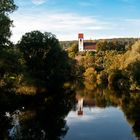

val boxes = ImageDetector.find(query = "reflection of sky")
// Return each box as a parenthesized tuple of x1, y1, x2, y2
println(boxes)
(67, 107, 105, 124)
(63, 107, 136, 140)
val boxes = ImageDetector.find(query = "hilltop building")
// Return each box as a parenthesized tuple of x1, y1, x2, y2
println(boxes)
(78, 33, 96, 51)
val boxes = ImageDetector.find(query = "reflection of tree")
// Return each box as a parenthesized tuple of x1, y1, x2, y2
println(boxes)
(95, 92, 107, 108)
(1, 83, 140, 139)
(0, 112, 11, 140)
(58, 87, 140, 139)
(6, 89, 76, 140)
(75, 85, 140, 139)
(103, 89, 140, 139)
(121, 93, 140, 139)
(76, 86, 108, 108)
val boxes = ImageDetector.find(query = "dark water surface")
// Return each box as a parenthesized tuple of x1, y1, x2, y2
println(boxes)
(0, 87, 140, 140)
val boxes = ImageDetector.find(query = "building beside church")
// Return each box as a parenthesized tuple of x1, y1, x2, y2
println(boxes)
(78, 33, 96, 51)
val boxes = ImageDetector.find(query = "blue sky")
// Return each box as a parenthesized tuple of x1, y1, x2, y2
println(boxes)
(10, 0, 140, 42)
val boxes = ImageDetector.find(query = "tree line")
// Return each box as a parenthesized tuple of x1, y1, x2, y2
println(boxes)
(67, 37, 140, 91)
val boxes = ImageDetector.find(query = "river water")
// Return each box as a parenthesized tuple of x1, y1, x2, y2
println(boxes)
(64, 106, 135, 140)
(0, 87, 140, 140)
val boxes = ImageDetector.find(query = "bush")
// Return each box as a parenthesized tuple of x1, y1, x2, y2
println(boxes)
(84, 67, 97, 82)
(97, 71, 108, 85)
(108, 69, 129, 90)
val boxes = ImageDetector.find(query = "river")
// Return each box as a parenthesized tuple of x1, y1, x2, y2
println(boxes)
(0, 87, 140, 140)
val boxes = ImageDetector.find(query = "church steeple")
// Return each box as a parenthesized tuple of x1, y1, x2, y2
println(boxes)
(78, 33, 84, 51)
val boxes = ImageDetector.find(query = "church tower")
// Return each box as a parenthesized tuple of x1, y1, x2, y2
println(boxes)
(78, 33, 84, 51)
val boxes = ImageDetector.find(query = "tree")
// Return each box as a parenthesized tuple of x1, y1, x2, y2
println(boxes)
(0, 0, 17, 47)
(0, 0, 19, 92)
(96, 40, 125, 52)
(18, 31, 71, 88)
(127, 60, 140, 86)
(67, 43, 78, 58)
(83, 67, 97, 82)
(108, 69, 129, 90)
(0, 0, 16, 13)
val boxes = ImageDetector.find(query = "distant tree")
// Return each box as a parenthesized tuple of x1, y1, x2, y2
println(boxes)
(83, 55, 95, 69)
(127, 60, 140, 85)
(67, 43, 78, 58)
(97, 71, 108, 85)
(68, 43, 78, 53)
(83, 67, 97, 82)
(108, 69, 129, 90)
(96, 40, 108, 52)
(96, 40, 125, 52)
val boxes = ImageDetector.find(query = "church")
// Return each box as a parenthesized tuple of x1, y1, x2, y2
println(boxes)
(78, 33, 96, 51)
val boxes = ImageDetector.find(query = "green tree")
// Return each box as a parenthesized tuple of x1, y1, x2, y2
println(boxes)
(0, 0, 17, 47)
(67, 43, 78, 58)
(97, 71, 108, 85)
(18, 31, 71, 89)
(67, 43, 78, 53)
(127, 60, 140, 86)
(84, 67, 97, 82)
(108, 69, 129, 90)
(96, 40, 125, 52)
(0, 0, 19, 92)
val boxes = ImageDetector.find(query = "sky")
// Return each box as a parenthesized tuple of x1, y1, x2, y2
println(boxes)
(10, 0, 140, 42)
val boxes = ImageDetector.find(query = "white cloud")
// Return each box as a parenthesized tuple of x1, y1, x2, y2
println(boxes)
(125, 18, 140, 25)
(31, 0, 46, 5)
(10, 7, 140, 43)
(10, 10, 111, 42)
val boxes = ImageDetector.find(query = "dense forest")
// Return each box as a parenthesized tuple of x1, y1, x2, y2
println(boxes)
(66, 37, 140, 91)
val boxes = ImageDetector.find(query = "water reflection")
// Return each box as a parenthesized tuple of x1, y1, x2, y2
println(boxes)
(65, 106, 135, 140)
(0, 89, 76, 140)
(0, 111, 12, 140)
(0, 86, 140, 140)
(77, 98, 83, 116)
(72, 86, 140, 140)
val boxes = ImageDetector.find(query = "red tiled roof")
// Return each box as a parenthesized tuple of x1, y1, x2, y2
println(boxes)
(84, 42, 96, 50)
